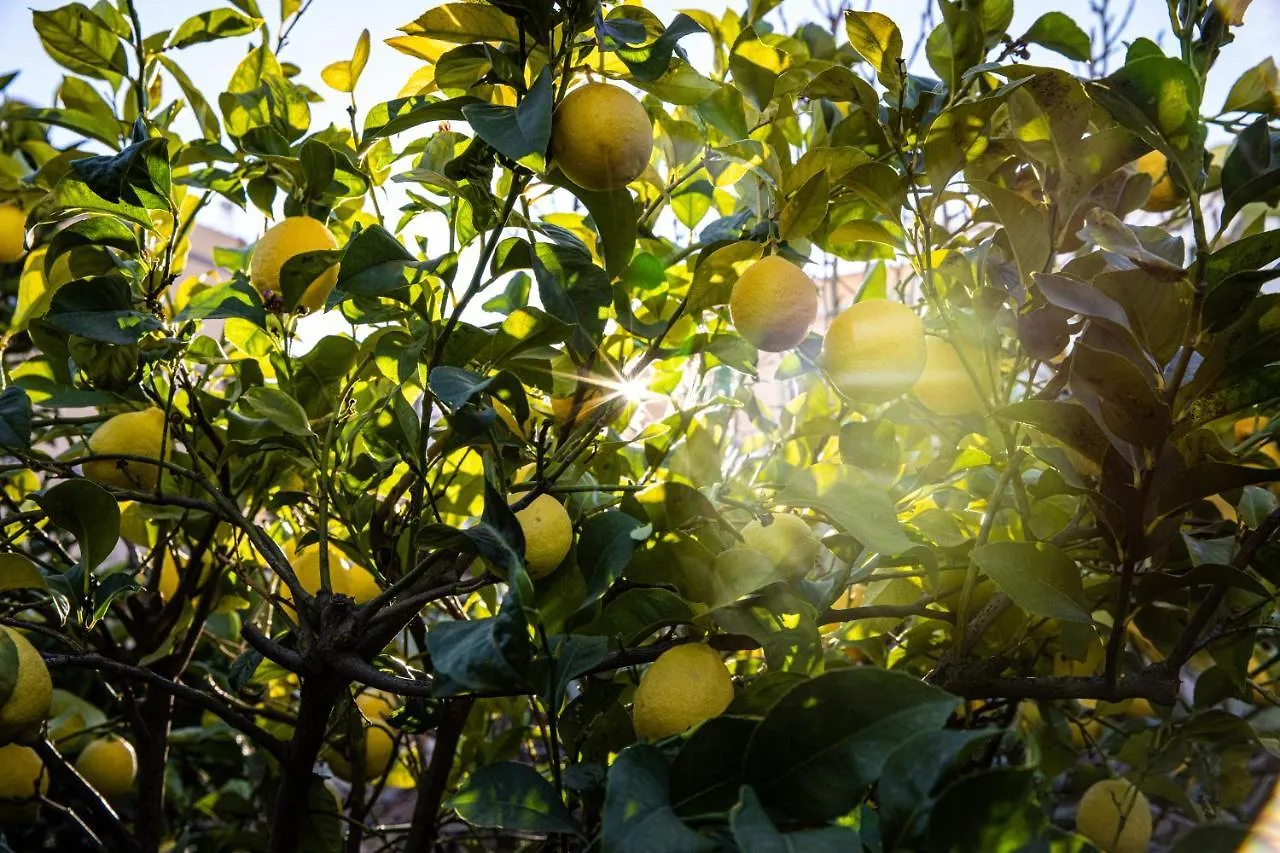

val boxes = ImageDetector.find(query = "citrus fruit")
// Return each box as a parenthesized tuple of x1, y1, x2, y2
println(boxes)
(551, 83, 653, 191)
(0, 744, 47, 821)
(1234, 415, 1270, 444)
(632, 643, 734, 740)
(821, 300, 927, 402)
(1053, 636, 1105, 678)
(250, 216, 340, 313)
(1135, 150, 1183, 213)
(84, 408, 171, 491)
(0, 205, 25, 264)
(75, 736, 137, 798)
(514, 494, 573, 579)
(740, 513, 819, 581)
(328, 691, 398, 782)
(286, 542, 380, 604)
(911, 336, 990, 416)
(1076, 778, 1152, 853)
(729, 256, 819, 352)
(0, 626, 53, 744)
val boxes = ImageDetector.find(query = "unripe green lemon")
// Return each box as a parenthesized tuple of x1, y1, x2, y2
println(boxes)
(250, 216, 340, 312)
(84, 408, 171, 491)
(514, 494, 573, 579)
(0, 626, 53, 745)
(1076, 779, 1152, 853)
(632, 644, 734, 740)
(75, 736, 138, 798)
(821, 300, 926, 403)
(0, 743, 48, 821)
(911, 336, 990, 416)
(551, 83, 653, 191)
(740, 513, 819, 581)
(729, 256, 819, 352)
(0, 205, 26, 264)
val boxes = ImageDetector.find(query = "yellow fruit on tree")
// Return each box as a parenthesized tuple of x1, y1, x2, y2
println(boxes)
(75, 737, 138, 798)
(632, 643, 734, 740)
(551, 389, 613, 427)
(514, 494, 573, 579)
(328, 691, 398, 782)
(911, 336, 990, 416)
(286, 542, 381, 604)
(84, 408, 171, 491)
(551, 83, 653, 191)
(1234, 415, 1270, 444)
(0, 204, 26, 264)
(729, 256, 819, 352)
(0, 626, 53, 744)
(740, 513, 819, 582)
(250, 216, 340, 313)
(1076, 779, 1152, 853)
(1135, 150, 1183, 213)
(1054, 636, 1105, 678)
(0, 744, 48, 821)
(821, 300, 927, 403)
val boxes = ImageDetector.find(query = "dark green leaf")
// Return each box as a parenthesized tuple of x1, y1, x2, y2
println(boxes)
(32, 3, 128, 83)
(615, 13, 705, 82)
(577, 511, 648, 607)
(879, 730, 998, 850)
(70, 137, 173, 212)
(168, 8, 261, 49)
(0, 386, 33, 451)
(430, 366, 494, 412)
(971, 541, 1091, 623)
(778, 464, 913, 556)
(462, 68, 553, 162)
(451, 762, 580, 835)
(730, 785, 860, 852)
(1022, 12, 1091, 62)
(603, 744, 716, 853)
(428, 592, 532, 695)
(362, 96, 477, 142)
(36, 479, 121, 572)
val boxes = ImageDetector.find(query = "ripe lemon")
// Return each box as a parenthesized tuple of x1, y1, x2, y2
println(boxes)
(1135, 150, 1183, 213)
(84, 408, 171, 491)
(285, 542, 380, 604)
(1077, 779, 1152, 853)
(729, 256, 819, 352)
(75, 736, 137, 798)
(632, 643, 734, 740)
(0, 204, 26, 264)
(1234, 415, 1270, 444)
(551, 83, 653, 191)
(0, 744, 48, 821)
(250, 216, 340, 312)
(740, 513, 819, 582)
(514, 494, 573, 579)
(911, 336, 990, 416)
(1053, 636, 1105, 678)
(821, 300, 926, 403)
(0, 626, 53, 744)
(328, 691, 398, 782)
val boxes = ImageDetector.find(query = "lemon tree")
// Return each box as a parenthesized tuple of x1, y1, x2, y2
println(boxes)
(0, 0, 1278, 851)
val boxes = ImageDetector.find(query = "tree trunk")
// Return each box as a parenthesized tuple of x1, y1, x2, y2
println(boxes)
(267, 675, 342, 853)
(405, 697, 474, 852)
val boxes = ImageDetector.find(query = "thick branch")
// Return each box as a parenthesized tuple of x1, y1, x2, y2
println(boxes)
(31, 739, 140, 853)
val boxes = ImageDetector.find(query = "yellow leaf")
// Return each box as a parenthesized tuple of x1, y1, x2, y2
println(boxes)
(321, 29, 370, 93)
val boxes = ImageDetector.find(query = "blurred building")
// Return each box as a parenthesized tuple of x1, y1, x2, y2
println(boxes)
(186, 222, 245, 279)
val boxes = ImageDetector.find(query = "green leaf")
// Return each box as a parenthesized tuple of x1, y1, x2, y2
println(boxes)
(779, 171, 829, 242)
(614, 13, 705, 82)
(922, 80, 1027, 190)
(36, 479, 121, 572)
(879, 730, 998, 850)
(0, 554, 48, 593)
(778, 463, 913, 556)
(156, 55, 221, 139)
(321, 29, 371, 93)
(70, 137, 173, 213)
(744, 668, 956, 822)
(363, 96, 476, 142)
(926, 2, 983, 95)
(451, 762, 580, 836)
(546, 172, 638, 279)
(970, 541, 1091, 623)
(714, 586, 823, 673)
(32, 3, 128, 84)
(1069, 342, 1172, 456)
(1221, 118, 1280, 227)
(1022, 12, 1091, 62)
(178, 277, 266, 327)
(602, 744, 716, 853)
(577, 511, 648, 606)
(427, 596, 532, 695)
(844, 11, 902, 92)
(1006, 70, 1091, 169)
(11, 107, 120, 149)
(44, 277, 165, 345)
(925, 767, 1037, 851)
(1157, 462, 1280, 519)
(0, 386, 33, 451)
(462, 68, 552, 163)
(1170, 826, 1250, 853)
(167, 8, 261, 49)
(1222, 57, 1280, 116)
(669, 716, 758, 815)
(687, 241, 762, 313)
(240, 387, 314, 437)
(730, 786, 860, 852)
(972, 181, 1050, 287)
(429, 366, 494, 412)
(579, 588, 693, 645)
(402, 4, 522, 44)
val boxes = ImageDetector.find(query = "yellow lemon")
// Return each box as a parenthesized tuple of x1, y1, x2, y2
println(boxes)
(729, 256, 819, 352)
(250, 216, 340, 313)
(0, 626, 53, 744)
(911, 336, 990, 416)
(328, 691, 398, 782)
(286, 542, 380, 604)
(740, 513, 819, 582)
(75, 737, 137, 798)
(632, 643, 734, 740)
(1234, 415, 1270, 444)
(1135, 150, 1183, 213)
(84, 408, 171, 491)
(1016, 700, 1043, 731)
(821, 300, 926, 403)
(551, 83, 653, 191)
(1053, 636, 1105, 678)
(514, 494, 573, 579)
(0, 744, 48, 821)
(0, 204, 26, 264)
(551, 389, 614, 427)
(1076, 779, 1152, 853)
